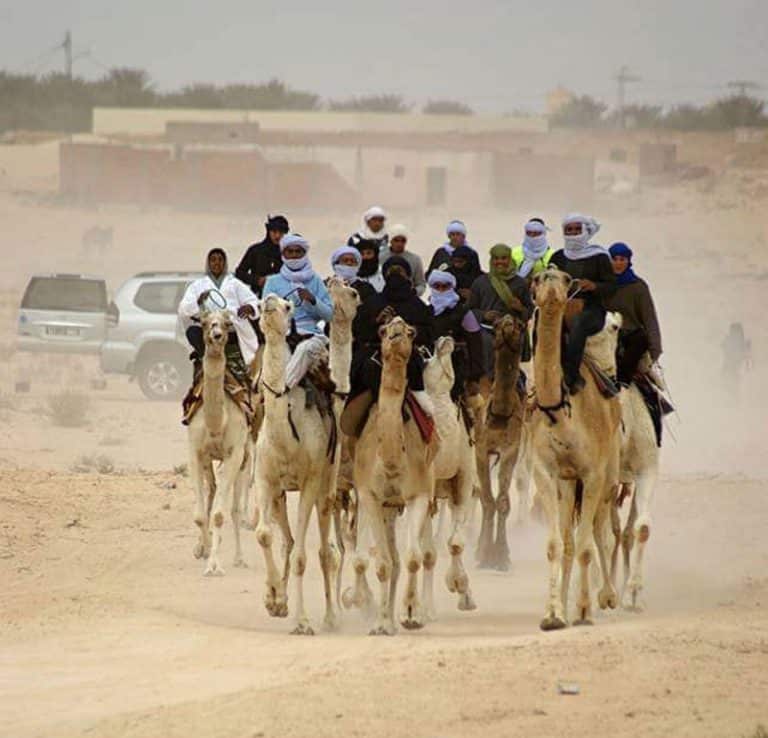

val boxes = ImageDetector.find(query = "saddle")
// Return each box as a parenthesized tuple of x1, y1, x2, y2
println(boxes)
(182, 368, 257, 432)
(340, 390, 435, 444)
(583, 357, 620, 398)
(632, 372, 674, 447)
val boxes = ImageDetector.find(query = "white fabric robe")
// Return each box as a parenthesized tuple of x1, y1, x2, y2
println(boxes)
(178, 273, 260, 364)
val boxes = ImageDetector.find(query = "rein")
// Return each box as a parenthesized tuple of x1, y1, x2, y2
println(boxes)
(536, 386, 572, 426)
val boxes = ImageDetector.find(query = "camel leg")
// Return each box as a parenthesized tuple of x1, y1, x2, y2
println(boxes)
(446, 471, 476, 611)
(205, 450, 243, 577)
(557, 480, 575, 618)
(475, 449, 495, 568)
(255, 470, 288, 618)
(230, 459, 249, 568)
(537, 465, 566, 631)
(514, 432, 533, 526)
(343, 494, 376, 619)
(189, 451, 211, 560)
(609, 488, 624, 586)
(621, 494, 637, 602)
(332, 501, 346, 612)
(421, 507, 437, 622)
(401, 493, 430, 630)
(492, 450, 516, 571)
(317, 490, 340, 631)
(364, 497, 396, 635)
(572, 478, 603, 626)
(290, 485, 316, 635)
(624, 468, 657, 611)
(595, 491, 619, 610)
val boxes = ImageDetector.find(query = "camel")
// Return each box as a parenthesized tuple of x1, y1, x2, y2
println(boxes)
(422, 336, 477, 616)
(610, 356, 660, 611)
(353, 317, 439, 635)
(530, 268, 622, 630)
(253, 295, 340, 635)
(187, 310, 252, 576)
(324, 278, 363, 608)
(474, 314, 527, 570)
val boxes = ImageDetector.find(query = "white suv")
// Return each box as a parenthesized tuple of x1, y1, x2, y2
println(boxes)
(100, 272, 201, 400)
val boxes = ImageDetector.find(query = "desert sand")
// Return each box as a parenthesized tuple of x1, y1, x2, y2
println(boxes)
(0, 138, 766, 738)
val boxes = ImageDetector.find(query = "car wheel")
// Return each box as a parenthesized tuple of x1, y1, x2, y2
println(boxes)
(137, 350, 189, 401)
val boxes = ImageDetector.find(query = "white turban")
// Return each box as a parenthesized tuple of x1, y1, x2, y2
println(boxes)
(363, 205, 387, 223)
(562, 213, 607, 260)
(446, 219, 467, 236)
(389, 223, 408, 240)
(279, 233, 310, 253)
(427, 269, 457, 289)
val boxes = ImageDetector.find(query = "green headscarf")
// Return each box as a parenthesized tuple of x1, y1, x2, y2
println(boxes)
(488, 243, 518, 310)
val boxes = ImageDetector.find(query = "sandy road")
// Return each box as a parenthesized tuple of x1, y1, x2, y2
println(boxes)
(1, 470, 767, 738)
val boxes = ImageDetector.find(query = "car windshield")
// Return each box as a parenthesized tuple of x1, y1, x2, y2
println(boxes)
(22, 277, 107, 312)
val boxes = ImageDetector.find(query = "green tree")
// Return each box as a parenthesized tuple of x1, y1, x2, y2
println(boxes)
(423, 99, 473, 115)
(550, 95, 607, 128)
(328, 94, 410, 113)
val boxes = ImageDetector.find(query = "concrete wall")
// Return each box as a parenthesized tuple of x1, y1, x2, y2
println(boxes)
(93, 107, 549, 137)
(165, 121, 261, 145)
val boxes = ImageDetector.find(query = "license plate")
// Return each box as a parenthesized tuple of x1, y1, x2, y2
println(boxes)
(45, 326, 81, 337)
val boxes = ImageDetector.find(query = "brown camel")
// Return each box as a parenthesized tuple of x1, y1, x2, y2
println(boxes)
(474, 314, 527, 570)
(353, 317, 439, 635)
(530, 268, 622, 630)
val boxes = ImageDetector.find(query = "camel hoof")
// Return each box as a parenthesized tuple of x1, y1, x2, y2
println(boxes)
(341, 587, 356, 610)
(324, 615, 340, 632)
(458, 593, 477, 611)
(369, 625, 396, 636)
(193, 543, 205, 559)
(494, 557, 511, 572)
(540, 615, 567, 631)
(622, 590, 645, 612)
(598, 588, 618, 610)
(573, 617, 594, 627)
(232, 557, 248, 569)
(446, 571, 469, 595)
(291, 623, 315, 636)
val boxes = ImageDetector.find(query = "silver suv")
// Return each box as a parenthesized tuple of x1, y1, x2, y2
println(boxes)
(100, 272, 201, 400)
(17, 273, 112, 354)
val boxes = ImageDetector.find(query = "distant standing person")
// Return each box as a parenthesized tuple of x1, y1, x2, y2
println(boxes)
(348, 205, 388, 292)
(378, 224, 426, 296)
(512, 218, 555, 281)
(427, 220, 477, 276)
(235, 214, 290, 297)
(449, 245, 483, 303)
(721, 322, 752, 395)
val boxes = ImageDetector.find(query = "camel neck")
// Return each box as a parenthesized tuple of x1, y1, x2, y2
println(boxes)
(491, 340, 522, 419)
(203, 349, 226, 434)
(329, 319, 353, 394)
(262, 330, 288, 413)
(377, 353, 408, 470)
(534, 304, 565, 408)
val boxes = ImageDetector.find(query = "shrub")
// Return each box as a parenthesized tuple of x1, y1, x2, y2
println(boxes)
(48, 390, 90, 428)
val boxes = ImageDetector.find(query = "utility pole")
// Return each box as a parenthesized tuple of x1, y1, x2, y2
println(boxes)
(615, 65, 641, 129)
(62, 30, 73, 79)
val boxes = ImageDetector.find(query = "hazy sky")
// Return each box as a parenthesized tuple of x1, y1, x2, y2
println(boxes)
(3, 0, 766, 113)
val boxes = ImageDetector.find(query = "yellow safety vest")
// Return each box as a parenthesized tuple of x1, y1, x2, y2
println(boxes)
(511, 245, 554, 276)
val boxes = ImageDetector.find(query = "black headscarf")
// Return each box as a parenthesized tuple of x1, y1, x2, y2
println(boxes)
(382, 255, 414, 303)
(354, 239, 382, 278)
(450, 245, 482, 290)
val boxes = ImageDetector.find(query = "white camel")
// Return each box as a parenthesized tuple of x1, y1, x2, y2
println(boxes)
(187, 310, 252, 576)
(611, 356, 660, 611)
(253, 295, 340, 634)
(422, 336, 477, 617)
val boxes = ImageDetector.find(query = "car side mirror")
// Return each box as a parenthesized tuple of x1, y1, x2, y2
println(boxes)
(107, 301, 120, 326)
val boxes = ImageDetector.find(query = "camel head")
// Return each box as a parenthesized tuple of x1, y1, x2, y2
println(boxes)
(423, 335, 455, 395)
(327, 276, 361, 322)
(379, 316, 415, 366)
(259, 294, 293, 338)
(586, 311, 623, 374)
(201, 310, 233, 356)
(531, 266, 572, 313)
(494, 314, 525, 355)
